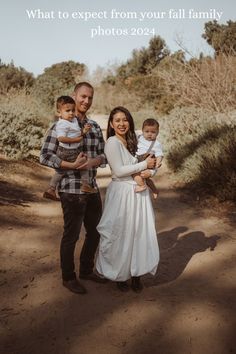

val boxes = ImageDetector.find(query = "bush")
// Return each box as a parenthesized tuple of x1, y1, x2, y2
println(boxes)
(32, 61, 85, 108)
(0, 90, 48, 159)
(0, 61, 35, 94)
(157, 54, 236, 113)
(202, 20, 236, 56)
(159, 107, 236, 201)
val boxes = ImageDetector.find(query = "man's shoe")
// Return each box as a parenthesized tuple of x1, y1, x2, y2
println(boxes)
(131, 277, 143, 293)
(63, 279, 87, 294)
(79, 272, 108, 283)
(116, 281, 129, 292)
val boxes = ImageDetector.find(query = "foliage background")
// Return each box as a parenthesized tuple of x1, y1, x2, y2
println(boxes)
(0, 20, 235, 200)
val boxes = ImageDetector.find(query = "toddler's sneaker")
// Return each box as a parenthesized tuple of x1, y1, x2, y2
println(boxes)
(43, 188, 60, 201)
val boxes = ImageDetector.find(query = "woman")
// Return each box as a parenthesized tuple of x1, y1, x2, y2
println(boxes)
(96, 107, 159, 292)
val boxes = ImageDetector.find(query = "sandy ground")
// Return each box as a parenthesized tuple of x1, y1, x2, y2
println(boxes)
(0, 115, 236, 354)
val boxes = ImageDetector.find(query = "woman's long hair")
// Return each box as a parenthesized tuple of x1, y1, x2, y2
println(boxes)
(106, 106, 137, 156)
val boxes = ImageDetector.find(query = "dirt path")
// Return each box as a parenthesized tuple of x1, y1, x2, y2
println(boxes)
(0, 116, 235, 354)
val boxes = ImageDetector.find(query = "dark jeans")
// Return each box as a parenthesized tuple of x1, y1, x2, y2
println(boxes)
(59, 192, 102, 281)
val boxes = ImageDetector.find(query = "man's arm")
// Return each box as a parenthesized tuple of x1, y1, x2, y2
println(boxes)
(40, 124, 87, 169)
(95, 124, 106, 167)
(40, 124, 62, 169)
(58, 135, 84, 144)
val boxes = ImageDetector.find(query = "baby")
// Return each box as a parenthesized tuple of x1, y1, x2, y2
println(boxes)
(133, 118, 163, 199)
(43, 95, 96, 201)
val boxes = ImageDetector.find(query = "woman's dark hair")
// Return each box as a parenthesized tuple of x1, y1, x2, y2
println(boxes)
(107, 106, 137, 156)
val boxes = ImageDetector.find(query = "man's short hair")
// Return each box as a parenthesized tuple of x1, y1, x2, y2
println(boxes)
(74, 82, 94, 93)
(56, 96, 75, 110)
(142, 118, 159, 130)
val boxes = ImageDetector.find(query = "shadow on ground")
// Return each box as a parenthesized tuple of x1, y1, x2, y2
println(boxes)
(0, 181, 37, 206)
(145, 227, 221, 287)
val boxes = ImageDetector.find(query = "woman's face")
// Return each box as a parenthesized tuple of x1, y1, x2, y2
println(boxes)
(110, 111, 130, 138)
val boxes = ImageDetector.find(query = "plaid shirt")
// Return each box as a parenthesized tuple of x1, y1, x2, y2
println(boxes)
(40, 116, 106, 194)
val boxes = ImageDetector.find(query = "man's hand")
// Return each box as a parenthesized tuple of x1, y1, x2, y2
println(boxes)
(86, 156, 102, 169)
(83, 123, 92, 135)
(76, 156, 102, 170)
(72, 153, 87, 169)
(60, 153, 87, 170)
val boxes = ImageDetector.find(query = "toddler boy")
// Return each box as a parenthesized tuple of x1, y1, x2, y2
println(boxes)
(43, 95, 96, 201)
(133, 118, 163, 199)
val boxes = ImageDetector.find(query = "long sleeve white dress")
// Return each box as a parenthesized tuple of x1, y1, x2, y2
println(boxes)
(96, 136, 159, 281)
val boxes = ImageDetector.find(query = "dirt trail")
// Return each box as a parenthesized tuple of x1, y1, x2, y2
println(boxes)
(0, 115, 235, 354)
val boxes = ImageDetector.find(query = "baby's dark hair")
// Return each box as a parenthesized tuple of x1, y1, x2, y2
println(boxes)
(142, 118, 159, 130)
(56, 96, 75, 110)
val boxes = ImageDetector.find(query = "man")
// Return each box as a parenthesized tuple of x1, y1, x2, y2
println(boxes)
(40, 82, 106, 294)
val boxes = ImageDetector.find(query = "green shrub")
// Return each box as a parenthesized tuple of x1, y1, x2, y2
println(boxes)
(159, 107, 236, 201)
(32, 61, 85, 109)
(0, 61, 35, 94)
(0, 90, 48, 159)
(202, 20, 236, 56)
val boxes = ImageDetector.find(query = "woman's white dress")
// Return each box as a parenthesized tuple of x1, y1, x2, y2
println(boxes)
(96, 136, 159, 281)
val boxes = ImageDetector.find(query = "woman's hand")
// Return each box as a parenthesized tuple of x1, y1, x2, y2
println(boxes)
(145, 155, 156, 169)
(140, 170, 152, 179)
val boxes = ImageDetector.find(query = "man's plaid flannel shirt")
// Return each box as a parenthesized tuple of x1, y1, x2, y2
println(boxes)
(40, 116, 106, 194)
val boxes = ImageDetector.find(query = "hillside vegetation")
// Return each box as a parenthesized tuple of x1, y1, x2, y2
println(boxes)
(0, 20, 235, 201)
(93, 20, 236, 202)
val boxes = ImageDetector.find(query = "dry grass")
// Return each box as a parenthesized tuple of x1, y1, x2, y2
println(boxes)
(156, 54, 236, 113)
(92, 83, 143, 114)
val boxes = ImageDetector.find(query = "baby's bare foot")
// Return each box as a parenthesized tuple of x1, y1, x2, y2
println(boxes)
(135, 185, 147, 193)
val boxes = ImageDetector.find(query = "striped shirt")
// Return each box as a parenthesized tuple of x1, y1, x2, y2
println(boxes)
(40, 116, 106, 194)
